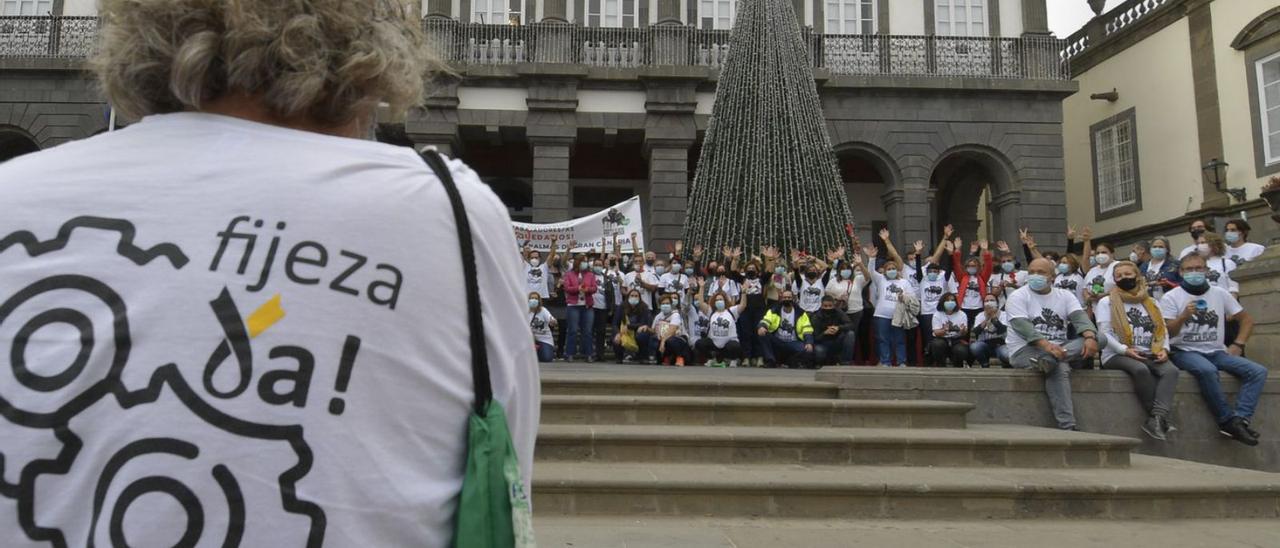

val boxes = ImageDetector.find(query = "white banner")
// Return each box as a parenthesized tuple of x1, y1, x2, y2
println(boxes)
(513, 196, 646, 253)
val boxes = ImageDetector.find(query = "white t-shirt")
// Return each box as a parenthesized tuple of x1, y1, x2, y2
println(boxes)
(796, 277, 826, 312)
(659, 272, 690, 295)
(871, 273, 915, 320)
(1053, 273, 1087, 307)
(1095, 297, 1159, 364)
(918, 273, 958, 314)
(623, 269, 660, 308)
(774, 307, 800, 342)
(525, 261, 551, 298)
(825, 275, 867, 313)
(652, 310, 685, 339)
(1004, 286, 1085, 356)
(972, 310, 1010, 342)
(932, 310, 969, 339)
(530, 307, 556, 344)
(960, 276, 984, 310)
(708, 308, 741, 348)
(0, 113, 538, 548)
(1160, 286, 1243, 354)
(1142, 260, 1171, 301)
(1084, 262, 1118, 297)
(705, 277, 741, 301)
(988, 270, 1026, 294)
(1205, 256, 1239, 294)
(1179, 244, 1198, 260)
(1226, 242, 1266, 264)
(593, 269, 617, 310)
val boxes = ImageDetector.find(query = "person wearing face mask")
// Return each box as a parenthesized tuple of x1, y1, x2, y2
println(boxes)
(561, 254, 599, 362)
(659, 258, 691, 296)
(521, 235, 561, 299)
(1223, 219, 1266, 264)
(970, 297, 1010, 367)
(811, 296, 857, 367)
(1194, 232, 1239, 297)
(1084, 242, 1119, 304)
(648, 294, 691, 366)
(623, 254, 661, 310)
(705, 258, 743, 303)
(1140, 236, 1181, 301)
(757, 290, 815, 368)
(1052, 255, 1088, 308)
(1160, 254, 1266, 446)
(1127, 242, 1150, 266)
(613, 289, 654, 363)
(1178, 218, 1210, 259)
(866, 247, 918, 367)
(695, 287, 749, 367)
(529, 292, 559, 363)
(761, 246, 795, 307)
(987, 242, 1027, 305)
(738, 258, 770, 367)
(797, 264, 828, 313)
(916, 259, 957, 358)
(1006, 258, 1102, 431)
(951, 237, 994, 329)
(1096, 262, 1179, 441)
(826, 252, 870, 364)
(593, 258, 619, 361)
(929, 293, 973, 367)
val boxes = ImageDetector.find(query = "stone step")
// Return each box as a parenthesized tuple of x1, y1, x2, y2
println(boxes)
(541, 395, 972, 428)
(535, 424, 1138, 468)
(541, 374, 839, 399)
(533, 456, 1280, 520)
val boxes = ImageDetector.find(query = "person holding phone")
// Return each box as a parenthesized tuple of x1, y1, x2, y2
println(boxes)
(1095, 262, 1178, 441)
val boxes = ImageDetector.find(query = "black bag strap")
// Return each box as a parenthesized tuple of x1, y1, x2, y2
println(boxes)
(419, 149, 493, 415)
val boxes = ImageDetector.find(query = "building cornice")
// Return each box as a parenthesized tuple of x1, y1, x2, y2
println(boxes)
(1067, 0, 1196, 76)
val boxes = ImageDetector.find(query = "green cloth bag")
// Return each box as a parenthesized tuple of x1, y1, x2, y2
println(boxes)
(420, 150, 536, 548)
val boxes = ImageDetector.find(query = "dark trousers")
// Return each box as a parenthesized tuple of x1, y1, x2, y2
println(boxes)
(814, 332, 856, 365)
(612, 331, 652, 361)
(695, 338, 743, 363)
(549, 303, 568, 357)
(650, 336, 692, 363)
(762, 334, 813, 368)
(592, 307, 610, 359)
(738, 306, 767, 359)
(962, 308, 981, 330)
(916, 313, 934, 365)
(928, 337, 972, 367)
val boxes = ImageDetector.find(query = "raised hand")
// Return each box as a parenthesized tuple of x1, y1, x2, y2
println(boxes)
(1067, 226, 1077, 241)
(827, 246, 846, 261)
(978, 240, 989, 251)
(630, 232, 638, 249)
(943, 240, 955, 252)
(862, 245, 878, 258)
(1082, 226, 1093, 240)
(913, 240, 925, 253)
(1025, 234, 1037, 248)
(674, 241, 684, 253)
(730, 247, 744, 259)
(996, 241, 1010, 253)
(790, 248, 803, 262)
(879, 228, 891, 241)
(1018, 228, 1030, 244)
(852, 253, 864, 265)
(954, 237, 963, 251)
(942, 224, 954, 239)
(692, 244, 704, 258)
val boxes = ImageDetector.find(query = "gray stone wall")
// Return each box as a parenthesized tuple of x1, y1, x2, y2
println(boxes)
(0, 71, 107, 149)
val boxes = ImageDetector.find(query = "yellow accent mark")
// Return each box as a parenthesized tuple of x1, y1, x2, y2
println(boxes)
(247, 294, 285, 338)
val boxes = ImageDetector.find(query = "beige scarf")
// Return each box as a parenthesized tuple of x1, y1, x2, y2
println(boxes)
(1108, 266, 1167, 355)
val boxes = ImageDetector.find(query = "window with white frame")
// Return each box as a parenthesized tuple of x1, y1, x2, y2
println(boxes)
(699, 0, 735, 30)
(1093, 111, 1140, 215)
(825, 0, 875, 35)
(1, 0, 53, 15)
(473, 0, 524, 24)
(935, 0, 987, 37)
(587, 0, 637, 28)
(1258, 51, 1280, 167)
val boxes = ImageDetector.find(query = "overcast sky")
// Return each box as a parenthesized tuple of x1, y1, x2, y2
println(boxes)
(1048, 0, 1124, 37)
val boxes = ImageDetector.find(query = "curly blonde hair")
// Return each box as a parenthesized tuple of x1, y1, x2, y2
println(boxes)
(91, 0, 438, 126)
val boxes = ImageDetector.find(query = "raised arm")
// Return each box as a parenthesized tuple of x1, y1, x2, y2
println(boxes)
(879, 228, 903, 265)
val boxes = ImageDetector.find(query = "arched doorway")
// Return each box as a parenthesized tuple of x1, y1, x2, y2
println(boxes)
(834, 142, 900, 243)
(0, 128, 39, 163)
(929, 146, 1020, 245)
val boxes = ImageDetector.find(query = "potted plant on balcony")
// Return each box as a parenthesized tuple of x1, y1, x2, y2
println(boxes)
(1263, 176, 1280, 224)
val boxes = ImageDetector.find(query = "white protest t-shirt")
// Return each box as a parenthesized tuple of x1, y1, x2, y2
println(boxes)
(1227, 242, 1266, 264)
(706, 277, 741, 301)
(1004, 286, 1084, 356)
(1095, 297, 1159, 364)
(623, 269, 659, 308)
(825, 275, 867, 313)
(960, 276, 984, 310)
(1160, 286, 1243, 354)
(530, 307, 556, 345)
(932, 310, 969, 339)
(525, 260, 551, 298)
(708, 308, 741, 348)
(917, 274, 957, 314)
(773, 307, 800, 342)
(1054, 272, 1087, 307)
(988, 270, 1026, 294)
(652, 310, 685, 339)
(659, 272, 690, 295)
(0, 113, 539, 548)
(1205, 257, 1239, 294)
(797, 277, 825, 313)
(1084, 262, 1117, 297)
(871, 273, 915, 320)
(972, 310, 1010, 342)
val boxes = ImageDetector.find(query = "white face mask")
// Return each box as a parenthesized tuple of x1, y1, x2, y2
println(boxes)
(530, 258, 541, 267)
(1197, 243, 1212, 256)
(1095, 253, 1110, 265)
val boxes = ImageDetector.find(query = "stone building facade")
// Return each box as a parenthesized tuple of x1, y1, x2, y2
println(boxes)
(0, 0, 1077, 251)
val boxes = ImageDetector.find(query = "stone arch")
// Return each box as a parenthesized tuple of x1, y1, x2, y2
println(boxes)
(1231, 6, 1280, 50)
(0, 125, 40, 163)
(929, 144, 1022, 245)
(832, 141, 905, 240)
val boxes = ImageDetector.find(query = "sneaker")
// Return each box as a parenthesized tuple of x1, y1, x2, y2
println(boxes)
(729, 359, 739, 368)
(1162, 418, 1178, 434)
(675, 356, 685, 367)
(586, 356, 596, 363)
(645, 357, 657, 365)
(1141, 416, 1168, 441)
(1243, 419, 1261, 439)
(1219, 417, 1259, 446)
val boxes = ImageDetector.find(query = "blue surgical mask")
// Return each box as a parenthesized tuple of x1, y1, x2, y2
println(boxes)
(685, 267, 695, 276)
(529, 299, 540, 309)
(927, 272, 940, 282)
(1225, 231, 1240, 244)
(1027, 274, 1049, 292)
(886, 269, 899, 280)
(1002, 262, 1015, 273)
(593, 266, 604, 275)
(1151, 248, 1167, 259)
(579, 262, 589, 271)
(715, 301, 727, 311)
(1056, 264, 1070, 275)
(628, 297, 640, 306)
(655, 266, 667, 275)
(966, 267, 978, 276)
(671, 264, 682, 273)
(841, 269, 853, 279)
(660, 304, 672, 313)
(943, 301, 957, 312)
(1182, 272, 1207, 286)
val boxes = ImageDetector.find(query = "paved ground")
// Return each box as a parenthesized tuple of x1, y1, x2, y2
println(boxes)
(534, 516, 1280, 547)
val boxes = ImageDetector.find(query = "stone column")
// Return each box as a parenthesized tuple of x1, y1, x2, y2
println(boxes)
(989, 189, 1023, 247)
(526, 74, 579, 223)
(1020, 0, 1050, 36)
(643, 76, 700, 251)
(1234, 245, 1280, 368)
(406, 78, 462, 157)
(530, 137, 574, 222)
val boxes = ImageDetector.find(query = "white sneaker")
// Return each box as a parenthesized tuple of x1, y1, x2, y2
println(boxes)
(729, 359, 739, 368)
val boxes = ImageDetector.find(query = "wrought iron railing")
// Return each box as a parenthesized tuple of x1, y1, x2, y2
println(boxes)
(1061, 0, 1174, 62)
(0, 16, 97, 58)
(0, 15, 1068, 80)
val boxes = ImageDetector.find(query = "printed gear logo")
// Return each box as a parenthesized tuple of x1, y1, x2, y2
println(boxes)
(0, 217, 324, 547)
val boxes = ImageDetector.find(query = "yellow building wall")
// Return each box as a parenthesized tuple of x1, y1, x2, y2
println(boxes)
(1064, 18, 1203, 237)
(1213, 0, 1278, 193)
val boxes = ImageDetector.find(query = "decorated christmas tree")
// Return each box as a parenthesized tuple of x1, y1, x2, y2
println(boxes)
(683, 0, 856, 256)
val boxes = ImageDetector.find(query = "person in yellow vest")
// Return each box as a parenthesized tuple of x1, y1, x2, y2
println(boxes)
(757, 289, 814, 368)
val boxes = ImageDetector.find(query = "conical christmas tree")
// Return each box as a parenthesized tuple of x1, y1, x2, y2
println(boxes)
(683, 0, 856, 256)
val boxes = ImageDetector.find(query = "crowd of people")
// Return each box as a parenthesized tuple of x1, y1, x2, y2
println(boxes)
(527, 217, 1269, 445)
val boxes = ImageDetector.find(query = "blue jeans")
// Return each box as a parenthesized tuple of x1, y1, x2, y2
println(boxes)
(814, 332, 856, 365)
(1170, 350, 1267, 425)
(970, 340, 1009, 368)
(761, 334, 812, 368)
(534, 341, 556, 363)
(873, 316, 907, 366)
(565, 305, 595, 359)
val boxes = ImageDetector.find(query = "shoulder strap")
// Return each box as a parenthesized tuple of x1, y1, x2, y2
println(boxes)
(419, 150, 493, 415)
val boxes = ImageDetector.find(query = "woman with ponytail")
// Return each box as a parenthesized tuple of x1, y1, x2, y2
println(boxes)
(1095, 262, 1179, 441)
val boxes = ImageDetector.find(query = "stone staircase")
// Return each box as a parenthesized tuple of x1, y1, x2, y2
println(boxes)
(533, 368, 1280, 524)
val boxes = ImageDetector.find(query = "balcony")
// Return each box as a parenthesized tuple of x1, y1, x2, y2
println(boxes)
(0, 15, 1069, 81)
